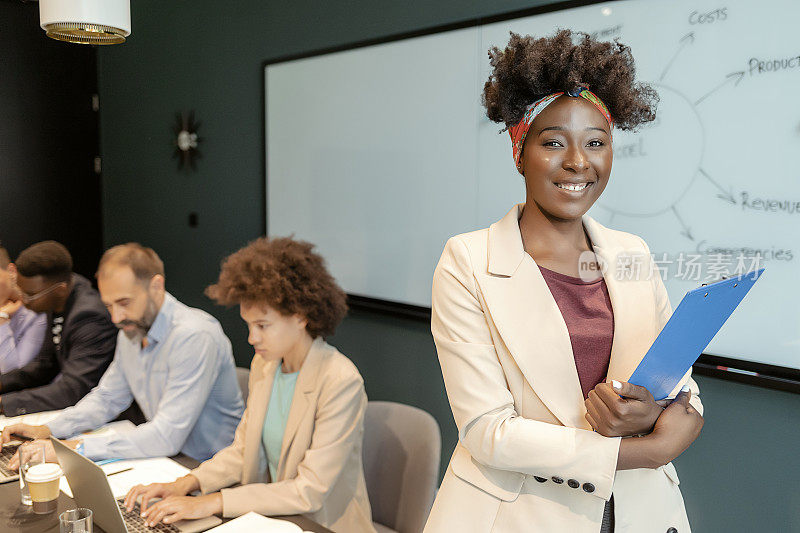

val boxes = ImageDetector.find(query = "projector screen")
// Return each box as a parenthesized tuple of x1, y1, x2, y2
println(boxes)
(266, 0, 800, 373)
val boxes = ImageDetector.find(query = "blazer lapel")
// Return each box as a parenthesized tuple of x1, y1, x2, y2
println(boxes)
(584, 217, 655, 383)
(478, 206, 659, 428)
(243, 357, 279, 483)
(276, 337, 324, 480)
(478, 205, 587, 429)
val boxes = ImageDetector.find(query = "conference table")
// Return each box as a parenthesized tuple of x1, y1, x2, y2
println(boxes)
(0, 455, 333, 533)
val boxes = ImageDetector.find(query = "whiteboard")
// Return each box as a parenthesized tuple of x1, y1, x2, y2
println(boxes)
(266, 0, 800, 371)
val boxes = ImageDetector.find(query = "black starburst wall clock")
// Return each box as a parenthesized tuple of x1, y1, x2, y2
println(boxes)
(173, 111, 202, 171)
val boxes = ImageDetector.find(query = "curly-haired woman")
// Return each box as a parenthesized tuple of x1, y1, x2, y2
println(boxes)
(424, 31, 704, 533)
(124, 237, 376, 533)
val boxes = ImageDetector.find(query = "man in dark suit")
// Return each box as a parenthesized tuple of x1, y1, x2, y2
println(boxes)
(0, 241, 117, 415)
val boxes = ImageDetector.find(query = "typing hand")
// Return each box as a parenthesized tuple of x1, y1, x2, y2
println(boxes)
(585, 381, 663, 437)
(7, 438, 58, 471)
(140, 494, 222, 527)
(124, 476, 198, 514)
(1, 423, 51, 446)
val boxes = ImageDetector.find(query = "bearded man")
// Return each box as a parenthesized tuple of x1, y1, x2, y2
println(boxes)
(2, 243, 244, 463)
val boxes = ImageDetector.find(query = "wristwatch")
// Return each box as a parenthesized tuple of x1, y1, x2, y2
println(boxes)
(0, 311, 9, 320)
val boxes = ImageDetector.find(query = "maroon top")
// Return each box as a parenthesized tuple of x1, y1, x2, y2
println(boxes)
(538, 265, 615, 399)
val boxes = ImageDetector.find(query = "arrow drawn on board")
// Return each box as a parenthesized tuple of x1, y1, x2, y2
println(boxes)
(659, 32, 695, 81)
(672, 206, 694, 241)
(698, 168, 736, 205)
(694, 71, 745, 106)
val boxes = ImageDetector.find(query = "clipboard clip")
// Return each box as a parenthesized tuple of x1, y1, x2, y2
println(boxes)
(701, 275, 728, 287)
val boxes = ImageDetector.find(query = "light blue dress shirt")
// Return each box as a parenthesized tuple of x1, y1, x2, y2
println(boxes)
(47, 293, 244, 461)
(0, 305, 46, 373)
(262, 364, 298, 481)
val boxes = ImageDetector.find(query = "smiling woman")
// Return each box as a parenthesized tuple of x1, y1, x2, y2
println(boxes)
(514, 95, 613, 234)
(424, 30, 704, 533)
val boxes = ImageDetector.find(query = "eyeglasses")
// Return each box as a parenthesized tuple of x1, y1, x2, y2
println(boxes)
(20, 282, 65, 304)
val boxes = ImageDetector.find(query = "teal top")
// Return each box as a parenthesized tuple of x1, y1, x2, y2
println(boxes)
(262, 363, 299, 481)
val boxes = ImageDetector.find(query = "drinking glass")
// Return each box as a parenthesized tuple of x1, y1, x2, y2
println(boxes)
(18, 441, 45, 506)
(60, 508, 93, 533)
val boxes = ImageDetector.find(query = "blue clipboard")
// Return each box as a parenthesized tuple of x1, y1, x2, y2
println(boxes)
(628, 268, 765, 400)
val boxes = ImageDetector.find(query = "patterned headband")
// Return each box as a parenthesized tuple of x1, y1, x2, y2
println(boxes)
(508, 87, 613, 174)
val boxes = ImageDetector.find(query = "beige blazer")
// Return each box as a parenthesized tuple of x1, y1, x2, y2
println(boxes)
(190, 338, 375, 533)
(424, 204, 703, 533)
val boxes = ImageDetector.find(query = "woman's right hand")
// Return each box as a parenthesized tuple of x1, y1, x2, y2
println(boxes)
(124, 475, 199, 514)
(650, 390, 704, 465)
(0, 299, 22, 324)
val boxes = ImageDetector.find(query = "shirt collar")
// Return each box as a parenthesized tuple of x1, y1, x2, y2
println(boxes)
(487, 204, 606, 277)
(57, 273, 80, 320)
(144, 292, 176, 347)
(9, 305, 31, 328)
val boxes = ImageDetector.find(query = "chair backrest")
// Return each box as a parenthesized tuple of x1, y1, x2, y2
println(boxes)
(362, 401, 441, 533)
(236, 366, 250, 407)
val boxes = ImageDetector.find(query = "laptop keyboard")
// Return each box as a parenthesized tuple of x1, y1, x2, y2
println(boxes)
(117, 499, 181, 532)
(0, 444, 20, 477)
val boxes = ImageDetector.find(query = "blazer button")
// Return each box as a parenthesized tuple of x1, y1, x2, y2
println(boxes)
(567, 479, 580, 489)
(551, 476, 564, 484)
(534, 476, 548, 483)
(582, 483, 595, 493)
(666, 529, 678, 533)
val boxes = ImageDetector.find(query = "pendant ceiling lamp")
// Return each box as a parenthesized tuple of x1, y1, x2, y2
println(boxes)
(39, 0, 131, 45)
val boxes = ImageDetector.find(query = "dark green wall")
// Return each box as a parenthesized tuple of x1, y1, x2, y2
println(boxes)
(97, 0, 559, 365)
(98, 1, 800, 531)
(1, 2, 103, 278)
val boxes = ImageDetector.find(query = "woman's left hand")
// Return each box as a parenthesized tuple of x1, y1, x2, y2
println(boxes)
(585, 381, 662, 437)
(140, 493, 222, 527)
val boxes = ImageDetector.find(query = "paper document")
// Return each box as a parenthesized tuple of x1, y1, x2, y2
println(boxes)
(206, 511, 313, 532)
(0, 409, 62, 430)
(60, 456, 189, 498)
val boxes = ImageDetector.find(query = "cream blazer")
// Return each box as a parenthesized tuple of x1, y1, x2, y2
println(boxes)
(190, 338, 375, 533)
(424, 204, 703, 533)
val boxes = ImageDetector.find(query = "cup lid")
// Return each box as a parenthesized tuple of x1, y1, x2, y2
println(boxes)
(25, 462, 63, 483)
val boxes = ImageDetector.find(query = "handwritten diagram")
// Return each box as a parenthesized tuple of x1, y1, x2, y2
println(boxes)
(597, 31, 745, 243)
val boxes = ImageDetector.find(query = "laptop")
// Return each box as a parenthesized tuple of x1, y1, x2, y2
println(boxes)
(52, 437, 222, 533)
(0, 441, 22, 483)
(0, 409, 63, 483)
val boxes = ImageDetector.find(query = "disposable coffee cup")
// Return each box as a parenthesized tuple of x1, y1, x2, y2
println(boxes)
(26, 463, 63, 514)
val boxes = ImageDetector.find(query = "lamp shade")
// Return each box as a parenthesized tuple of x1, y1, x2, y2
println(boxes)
(39, 0, 131, 45)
